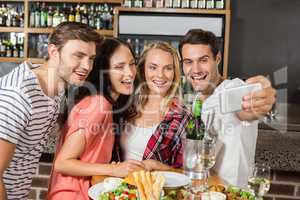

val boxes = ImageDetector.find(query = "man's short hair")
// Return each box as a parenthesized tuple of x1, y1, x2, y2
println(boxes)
(179, 29, 220, 59)
(47, 22, 103, 59)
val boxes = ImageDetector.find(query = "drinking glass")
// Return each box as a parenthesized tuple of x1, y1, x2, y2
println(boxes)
(182, 137, 216, 195)
(247, 163, 271, 200)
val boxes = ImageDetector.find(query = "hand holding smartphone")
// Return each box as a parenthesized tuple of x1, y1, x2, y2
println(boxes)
(220, 83, 262, 114)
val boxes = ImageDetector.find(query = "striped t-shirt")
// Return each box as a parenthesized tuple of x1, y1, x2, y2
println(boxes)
(0, 62, 64, 199)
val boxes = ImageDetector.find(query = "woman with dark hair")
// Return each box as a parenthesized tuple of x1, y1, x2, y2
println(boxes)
(47, 38, 144, 200)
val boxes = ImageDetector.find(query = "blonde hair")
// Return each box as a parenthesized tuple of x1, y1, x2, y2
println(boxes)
(135, 41, 182, 114)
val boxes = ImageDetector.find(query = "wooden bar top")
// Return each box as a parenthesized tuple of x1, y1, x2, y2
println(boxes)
(91, 170, 224, 186)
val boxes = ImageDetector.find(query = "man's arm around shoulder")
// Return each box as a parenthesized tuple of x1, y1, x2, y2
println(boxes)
(0, 139, 16, 200)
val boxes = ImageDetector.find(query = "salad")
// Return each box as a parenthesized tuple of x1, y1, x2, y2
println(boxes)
(226, 186, 255, 200)
(99, 182, 138, 200)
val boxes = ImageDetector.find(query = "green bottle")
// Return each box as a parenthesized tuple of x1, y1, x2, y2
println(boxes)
(186, 99, 205, 140)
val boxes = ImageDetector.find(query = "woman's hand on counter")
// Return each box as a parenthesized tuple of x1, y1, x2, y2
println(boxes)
(142, 159, 173, 171)
(112, 160, 145, 177)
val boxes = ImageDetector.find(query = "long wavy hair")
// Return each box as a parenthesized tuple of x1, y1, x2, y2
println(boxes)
(63, 38, 137, 126)
(131, 41, 181, 120)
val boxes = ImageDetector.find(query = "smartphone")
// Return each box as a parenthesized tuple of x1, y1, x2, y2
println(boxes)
(220, 83, 262, 114)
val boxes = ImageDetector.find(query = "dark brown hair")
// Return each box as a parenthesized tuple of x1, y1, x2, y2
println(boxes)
(47, 22, 103, 59)
(179, 29, 220, 59)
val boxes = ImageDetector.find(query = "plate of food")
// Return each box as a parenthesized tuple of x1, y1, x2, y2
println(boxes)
(209, 185, 256, 200)
(88, 171, 165, 200)
(157, 171, 190, 188)
(88, 177, 138, 200)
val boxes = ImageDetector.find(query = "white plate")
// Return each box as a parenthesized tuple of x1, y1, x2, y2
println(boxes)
(88, 177, 123, 200)
(201, 191, 226, 200)
(88, 172, 190, 199)
(158, 171, 190, 188)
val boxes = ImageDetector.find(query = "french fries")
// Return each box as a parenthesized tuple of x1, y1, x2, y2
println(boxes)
(132, 170, 165, 200)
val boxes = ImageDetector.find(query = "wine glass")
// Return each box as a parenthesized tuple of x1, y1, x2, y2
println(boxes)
(247, 163, 271, 199)
(182, 137, 216, 195)
(199, 139, 216, 190)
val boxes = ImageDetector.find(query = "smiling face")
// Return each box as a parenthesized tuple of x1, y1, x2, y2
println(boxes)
(144, 48, 175, 97)
(55, 40, 96, 86)
(108, 45, 137, 97)
(182, 43, 221, 94)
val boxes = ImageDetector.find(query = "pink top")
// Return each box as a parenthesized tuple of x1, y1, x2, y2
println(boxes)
(48, 95, 114, 200)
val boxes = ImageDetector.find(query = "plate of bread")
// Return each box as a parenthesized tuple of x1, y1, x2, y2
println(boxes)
(89, 170, 166, 200)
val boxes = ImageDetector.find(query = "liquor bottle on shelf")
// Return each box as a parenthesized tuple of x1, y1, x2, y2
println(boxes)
(52, 7, 61, 27)
(34, 2, 41, 28)
(40, 2, 47, 27)
(123, 0, 132, 8)
(1, 4, 7, 27)
(206, 0, 214, 9)
(88, 4, 96, 28)
(12, 44, 18, 58)
(155, 0, 164, 8)
(181, 0, 189, 8)
(19, 45, 24, 58)
(11, 8, 17, 27)
(133, 0, 143, 8)
(172, 0, 181, 8)
(165, 0, 173, 8)
(198, 0, 206, 8)
(16, 5, 24, 27)
(190, 0, 198, 8)
(80, 5, 87, 24)
(144, 0, 153, 8)
(95, 6, 102, 29)
(68, 6, 75, 22)
(75, 4, 81, 23)
(108, 6, 113, 30)
(61, 4, 68, 23)
(0, 5, 4, 26)
(47, 6, 53, 27)
(30, 4, 35, 27)
(5, 41, 12, 57)
(5, 7, 11, 27)
(16, 33, 24, 46)
(0, 37, 5, 57)
(215, 0, 224, 9)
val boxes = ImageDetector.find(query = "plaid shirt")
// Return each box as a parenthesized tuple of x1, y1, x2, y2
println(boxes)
(142, 98, 193, 168)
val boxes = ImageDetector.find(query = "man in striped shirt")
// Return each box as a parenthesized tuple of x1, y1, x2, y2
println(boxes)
(0, 22, 102, 200)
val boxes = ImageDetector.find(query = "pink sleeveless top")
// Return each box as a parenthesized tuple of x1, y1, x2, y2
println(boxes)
(48, 95, 114, 200)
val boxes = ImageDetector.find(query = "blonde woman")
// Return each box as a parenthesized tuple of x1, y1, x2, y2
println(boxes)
(120, 41, 193, 171)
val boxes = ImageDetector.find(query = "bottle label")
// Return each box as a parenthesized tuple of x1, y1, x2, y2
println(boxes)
(165, 0, 173, 8)
(190, 0, 198, 8)
(206, 0, 214, 9)
(216, 0, 224, 9)
(198, 0, 206, 8)
(182, 0, 189, 8)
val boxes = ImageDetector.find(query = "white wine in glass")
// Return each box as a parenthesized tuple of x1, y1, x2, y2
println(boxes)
(247, 164, 271, 199)
(248, 177, 271, 197)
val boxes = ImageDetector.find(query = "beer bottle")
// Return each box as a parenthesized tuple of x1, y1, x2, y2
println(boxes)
(206, 0, 214, 9)
(75, 4, 81, 22)
(68, 6, 75, 22)
(198, 0, 206, 8)
(34, 2, 41, 28)
(19, 45, 24, 58)
(215, 0, 224, 9)
(30, 4, 35, 27)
